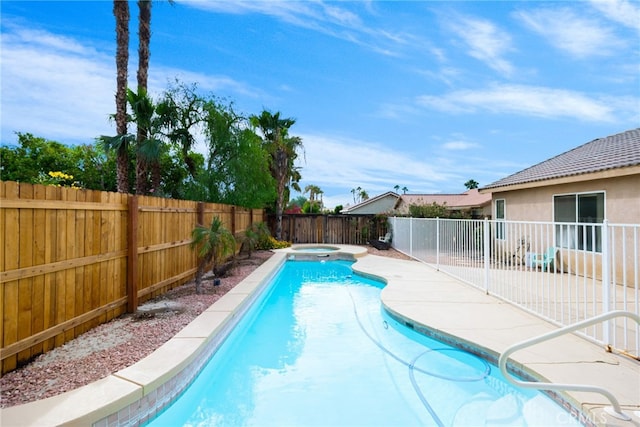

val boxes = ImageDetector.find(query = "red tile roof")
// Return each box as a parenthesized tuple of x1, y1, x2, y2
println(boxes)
(397, 188, 491, 209)
(482, 128, 640, 190)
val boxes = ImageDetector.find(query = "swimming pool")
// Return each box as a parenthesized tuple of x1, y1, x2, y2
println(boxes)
(148, 260, 581, 426)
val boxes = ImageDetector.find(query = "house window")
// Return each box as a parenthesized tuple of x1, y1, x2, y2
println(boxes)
(495, 199, 505, 240)
(554, 192, 604, 252)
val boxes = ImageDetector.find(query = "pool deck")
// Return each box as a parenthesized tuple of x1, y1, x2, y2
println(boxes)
(353, 253, 640, 427)
(2, 245, 638, 426)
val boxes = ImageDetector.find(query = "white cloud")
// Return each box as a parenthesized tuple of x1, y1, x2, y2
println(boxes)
(295, 132, 463, 206)
(515, 7, 624, 58)
(589, 0, 640, 33)
(1, 26, 116, 144)
(442, 140, 479, 151)
(1, 23, 262, 144)
(446, 14, 515, 76)
(185, 0, 424, 59)
(415, 84, 620, 122)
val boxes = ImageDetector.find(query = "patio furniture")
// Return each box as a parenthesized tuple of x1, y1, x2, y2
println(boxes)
(370, 232, 391, 250)
(530, 247, 557, 271)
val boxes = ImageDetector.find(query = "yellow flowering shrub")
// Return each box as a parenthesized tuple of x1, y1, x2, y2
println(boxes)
(37, 171, 80, 188)
(256, 236, 292, 250)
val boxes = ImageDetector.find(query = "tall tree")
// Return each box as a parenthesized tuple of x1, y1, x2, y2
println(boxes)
(135, 0, 153, 194)
(304, 184, 323, 210)
(351, 186, 362, 204)
(250, 110, 302, 240)
(113, 0, 130, 193)
(156, 81, 205, 178)
(465, 179, 479, 190)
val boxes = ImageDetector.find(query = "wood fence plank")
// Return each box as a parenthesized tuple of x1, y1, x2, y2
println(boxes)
(31, 185, 47, 356)
(0, 183, 5, 361)
(42, 185, 57, 352)
(90, 190, 102, 328)
(127, 195, 138, 312)
(63, 186, 77, 342)
(1, 181, 265, 374)
(3, 182, 20, 371)
(74, 190, 86, 336)
(18, 183, 34, 363)
(104, 191, 116, 320)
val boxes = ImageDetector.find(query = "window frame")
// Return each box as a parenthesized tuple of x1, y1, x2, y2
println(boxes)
(553, 191, 605, 253)
(495, 199, 506, 241)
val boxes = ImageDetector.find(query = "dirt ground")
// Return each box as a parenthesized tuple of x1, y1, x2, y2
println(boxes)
(0, 246, 412, 408)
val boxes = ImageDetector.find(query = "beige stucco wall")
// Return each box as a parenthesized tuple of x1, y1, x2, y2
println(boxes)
(490, 173, 639, 224)
(488, 172, 639, 284)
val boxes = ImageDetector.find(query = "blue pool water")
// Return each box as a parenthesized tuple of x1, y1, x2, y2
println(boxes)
(149, 260, 581, 426)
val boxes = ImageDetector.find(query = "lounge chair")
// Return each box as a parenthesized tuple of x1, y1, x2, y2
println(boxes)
(370, 232, 391, 250)
(530, 247, 557, 271)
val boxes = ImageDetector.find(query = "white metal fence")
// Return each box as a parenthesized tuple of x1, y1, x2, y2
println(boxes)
(389, 217, 639, 357)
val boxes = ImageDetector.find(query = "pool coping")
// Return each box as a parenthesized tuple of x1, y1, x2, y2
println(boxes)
(351, 254, 639, 427)
(2, 246, 637, 426)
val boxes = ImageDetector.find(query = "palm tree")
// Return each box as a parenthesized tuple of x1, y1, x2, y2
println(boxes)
(465, 179, 479, 190)
(243, 222, 270, 258)
(394, 185, 400, 193)
(402, 186, 409, 194)
(126, 88, 160, 195)
(351, 186, 362, 204)
(191, 217, 236, 294)
(135, 0, 153, 194)
(137, 0, 151, 95)
(250, 110, 302, 240)
(113, 0, 130, 193)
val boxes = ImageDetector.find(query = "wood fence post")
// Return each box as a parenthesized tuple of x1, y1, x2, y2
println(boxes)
(127, 195, 138, 313)
(197, 202, 204, 226)
(231, 205, 236, 235)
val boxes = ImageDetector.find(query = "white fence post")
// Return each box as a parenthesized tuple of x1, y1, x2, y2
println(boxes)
(601, 219, 611, 343)
(436, 217, 440, 270)
(409, 217, 414, 258)
(484, 217, 490, 294)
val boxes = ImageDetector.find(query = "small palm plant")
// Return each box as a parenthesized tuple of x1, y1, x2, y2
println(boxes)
(191, 217, 236, 294)
(243, 222, 271, 258)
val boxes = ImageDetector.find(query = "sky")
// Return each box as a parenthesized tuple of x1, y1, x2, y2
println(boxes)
(1, 1, 639, 209)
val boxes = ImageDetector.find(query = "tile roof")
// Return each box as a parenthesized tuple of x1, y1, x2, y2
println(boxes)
(482, 128, 640, 190)
(397, 189, 491, 209)
(341, 191, 399, 212)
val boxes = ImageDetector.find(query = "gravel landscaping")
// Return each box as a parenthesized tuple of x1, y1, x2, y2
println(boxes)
(0, 247, 411, 408)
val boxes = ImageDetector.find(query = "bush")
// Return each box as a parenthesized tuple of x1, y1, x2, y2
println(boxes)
(256, 236, 292, 250)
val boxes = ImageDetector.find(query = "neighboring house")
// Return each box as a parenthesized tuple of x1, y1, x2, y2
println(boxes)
(393, 189, 492, 219)
(341, 191, 400, 215)
(480, 128, 640, 280)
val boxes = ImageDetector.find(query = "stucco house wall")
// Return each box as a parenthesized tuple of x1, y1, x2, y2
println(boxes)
(491, 172, 639, 224)
(481, 129, 640, 285)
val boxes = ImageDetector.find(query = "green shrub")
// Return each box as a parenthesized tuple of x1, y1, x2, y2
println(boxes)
(256, 236, 292, 250)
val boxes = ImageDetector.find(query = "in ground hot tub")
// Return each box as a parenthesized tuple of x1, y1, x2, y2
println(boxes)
(286, 245, 362, 261)
(291, 245, 340, 252)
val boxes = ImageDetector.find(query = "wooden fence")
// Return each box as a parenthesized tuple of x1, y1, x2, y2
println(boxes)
(0, 181, 264, 375)
(273, 214, 388, 245)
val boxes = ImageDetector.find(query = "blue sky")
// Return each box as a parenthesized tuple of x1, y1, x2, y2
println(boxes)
(1, 1, 639, 209)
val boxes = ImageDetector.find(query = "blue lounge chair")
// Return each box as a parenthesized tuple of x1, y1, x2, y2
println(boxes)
(530, 247, 557, 271)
